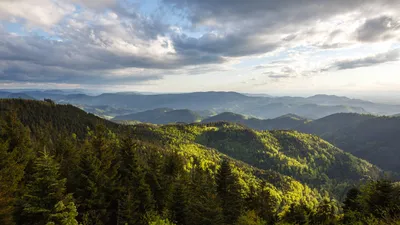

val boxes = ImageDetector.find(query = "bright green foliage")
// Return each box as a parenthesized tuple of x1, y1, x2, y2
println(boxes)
(148, 216, 176, 225)
(235, 210, 266, 225)
(46, 195, 79, 225)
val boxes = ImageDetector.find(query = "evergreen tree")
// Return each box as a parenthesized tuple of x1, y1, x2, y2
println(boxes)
(17, 151, 77, 225)
(282, 203, 310, 225)
(216, 159, 243, 224)
(171, 179, 189, 225)
(74, 125, 119, 225)
(187, 164, 223, 225)
(117, 139, 154, 225)
(46, 195, 79, 225)
(0, 112, 32, 225)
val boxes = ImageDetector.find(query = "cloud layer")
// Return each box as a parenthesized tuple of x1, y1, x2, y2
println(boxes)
(0, 0, 399, 86)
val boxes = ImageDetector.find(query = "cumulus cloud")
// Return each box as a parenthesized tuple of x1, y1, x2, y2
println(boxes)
(325, 49, 400, 71)
(0, 0, 400, 86)
(356, 15, 400, 42)
(0, 0, 74, 29)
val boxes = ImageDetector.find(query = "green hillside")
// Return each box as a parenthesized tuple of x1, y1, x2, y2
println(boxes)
(203, 112, 308, 130)
(160, 123, 381, 195)
(0, 100, 397, 225)
(297, 113, 400, 172)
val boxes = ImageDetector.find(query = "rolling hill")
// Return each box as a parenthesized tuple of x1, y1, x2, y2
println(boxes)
(296, 113, 400, 172)
(202, 112, 308, 130)
(113, 108, 203, 124)
(1, 99, 396, 225)
(4, 90, 399, 119)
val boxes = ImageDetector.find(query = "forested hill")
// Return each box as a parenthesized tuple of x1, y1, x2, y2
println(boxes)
(202, 112, 308, 130)
(297, 113, 400, 172)
(160, 123, 381, 192)
(0, 98, 121, 138)
(0, 99, 398, 225)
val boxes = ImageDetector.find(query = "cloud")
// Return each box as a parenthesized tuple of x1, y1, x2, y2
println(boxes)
(356, 15, 400, 42)
(325, 49, 400, 71)
(263, 66, 298, 80)
(70, 0, 116, 9)
(1, 0, 400, 86)
(0, 0, 74, 29)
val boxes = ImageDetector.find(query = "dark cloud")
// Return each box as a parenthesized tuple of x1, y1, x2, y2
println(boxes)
(172, 32, 279, 57)
(163, 0, 397, 29)
(356, 15, 400, 42)
(325, 49, 400, 71)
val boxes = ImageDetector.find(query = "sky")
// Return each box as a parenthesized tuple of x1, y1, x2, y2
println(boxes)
(0, 0, 399, 96)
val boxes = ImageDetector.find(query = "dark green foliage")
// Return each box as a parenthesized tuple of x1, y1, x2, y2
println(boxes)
(297, 113, 400, 173)
(16, 151, 78, 225)
(74, 126, 119, 225)
(216, 159, 244, 224)
(2, 100, 400, 225)
(0, 111, 32, 224)
(340, 179, 400, 224)
(171, 180, 189, 225)
(117, 138, 154, 225)
(282, 203, 311, 225)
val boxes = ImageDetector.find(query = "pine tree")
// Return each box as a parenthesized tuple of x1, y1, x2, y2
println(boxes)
(46, 194, 79, 225)
(17, 151, 77, 225)
(216, 159, 243, 224)
(187, 164, 223, 225)
(171, 179, 189, 225)
(0, 112, 32, 225)
(117, 139, 154, 225)
(74, 126, 119, 225)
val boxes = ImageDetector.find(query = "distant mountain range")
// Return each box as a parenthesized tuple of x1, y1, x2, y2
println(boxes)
(113, 108, 203, 124)
(1, 90, 400, 119)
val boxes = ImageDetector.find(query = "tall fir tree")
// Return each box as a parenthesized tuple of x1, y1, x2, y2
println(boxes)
(117, 138, 154, 225)
(0, 112, 33, 224)
(216, 159, 243, 224)
(16, 151, 77, 225)
(74, 125, 119, 225)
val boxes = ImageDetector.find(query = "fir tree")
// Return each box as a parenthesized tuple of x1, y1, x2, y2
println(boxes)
(216, 159, 243, 224)
(17, 151, 77, 225)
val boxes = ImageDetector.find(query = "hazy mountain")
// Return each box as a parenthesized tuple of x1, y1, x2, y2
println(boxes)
(3, 90, 400, 119)
(247, 103, 367, 119)
(113, 108, 203, 124)
(6, 93, 36, 100)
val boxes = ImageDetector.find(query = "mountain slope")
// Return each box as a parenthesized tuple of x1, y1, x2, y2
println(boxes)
(113, 108, 202, 124)
(160, 122, 381, 197)
(0, 99, 121, 138)
(297, 113, 400, 172)
(0, 99, 324, 215)
(202, 112, 308, 130)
